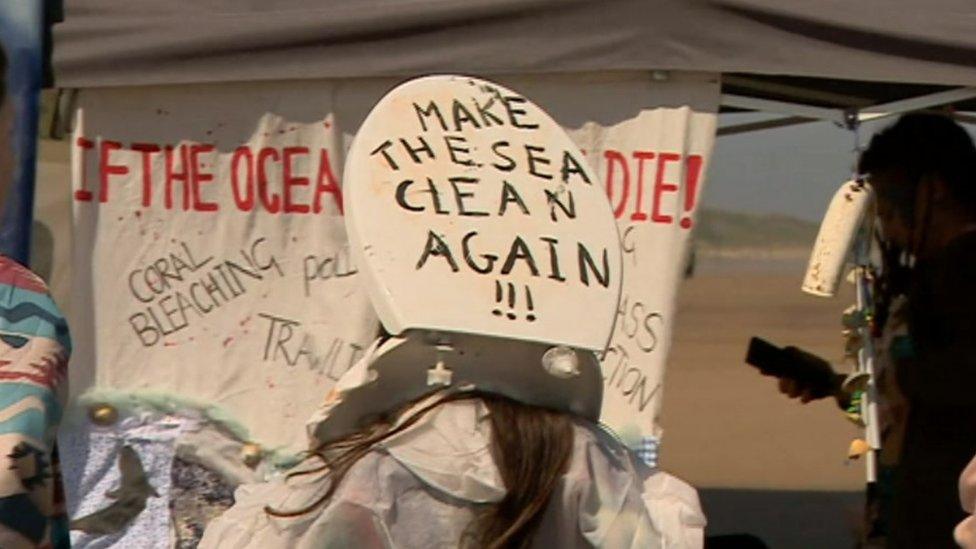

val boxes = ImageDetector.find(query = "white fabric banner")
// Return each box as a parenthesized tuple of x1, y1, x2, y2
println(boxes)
(67, 72, 718, 456)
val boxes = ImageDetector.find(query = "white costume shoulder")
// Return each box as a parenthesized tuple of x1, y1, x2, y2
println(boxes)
(201, 398, 704, 548)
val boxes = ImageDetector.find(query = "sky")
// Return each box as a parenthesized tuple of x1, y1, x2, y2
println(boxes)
(703, 114, 894, 222)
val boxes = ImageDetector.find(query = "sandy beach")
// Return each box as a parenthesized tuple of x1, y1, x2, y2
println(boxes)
(662, 255, 865, 546)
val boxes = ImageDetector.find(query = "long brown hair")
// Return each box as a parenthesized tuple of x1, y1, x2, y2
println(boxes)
(267, 390, 575, 548)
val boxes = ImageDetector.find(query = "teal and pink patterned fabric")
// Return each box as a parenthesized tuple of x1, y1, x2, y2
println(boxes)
(0, 257, 70, 548)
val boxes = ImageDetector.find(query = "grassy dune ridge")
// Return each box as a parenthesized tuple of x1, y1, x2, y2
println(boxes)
(694, 208, 819, 257)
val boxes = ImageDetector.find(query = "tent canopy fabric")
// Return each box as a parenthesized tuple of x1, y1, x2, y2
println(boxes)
(55, 0, 976, 100)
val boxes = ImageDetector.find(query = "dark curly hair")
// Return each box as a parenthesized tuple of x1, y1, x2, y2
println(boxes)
(858, 113, 976, 217)
(859, 113, 976, 331)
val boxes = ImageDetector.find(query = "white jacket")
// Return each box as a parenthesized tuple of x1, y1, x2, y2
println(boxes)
(200, 399, 705, 548)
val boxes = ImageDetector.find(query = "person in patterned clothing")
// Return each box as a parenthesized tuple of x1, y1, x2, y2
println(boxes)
(0, 43, 72, 548)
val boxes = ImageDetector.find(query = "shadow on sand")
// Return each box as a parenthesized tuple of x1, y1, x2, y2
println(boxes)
(701, 488, 863, 548)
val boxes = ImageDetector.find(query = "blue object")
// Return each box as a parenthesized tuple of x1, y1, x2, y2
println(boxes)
(0, 4, 44, 266)
(635, 435, 660, 468)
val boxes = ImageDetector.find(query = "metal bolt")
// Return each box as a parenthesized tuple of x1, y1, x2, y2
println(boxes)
(88, 404, 119, 426)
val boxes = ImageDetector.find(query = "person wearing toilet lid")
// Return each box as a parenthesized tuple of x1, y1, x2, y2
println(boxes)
(200, 75, 705, 549)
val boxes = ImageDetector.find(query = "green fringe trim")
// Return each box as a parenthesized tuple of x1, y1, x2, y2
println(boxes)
(69, 388, 303, 469)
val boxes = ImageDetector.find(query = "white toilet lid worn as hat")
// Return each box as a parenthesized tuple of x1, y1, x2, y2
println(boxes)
(314, 75, 623, 443)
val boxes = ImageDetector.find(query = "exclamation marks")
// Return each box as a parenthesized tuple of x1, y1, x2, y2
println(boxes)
(492, 280, 510, 318)
(492, 281, 537, 322)
(506, 282, 516, 320)
(494, 280, 503, 313)
(680, 155, 703, 229)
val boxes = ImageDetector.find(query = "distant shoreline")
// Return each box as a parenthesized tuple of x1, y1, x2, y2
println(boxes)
(690, 248, 810, 276)
(696, 246, 810, 260)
